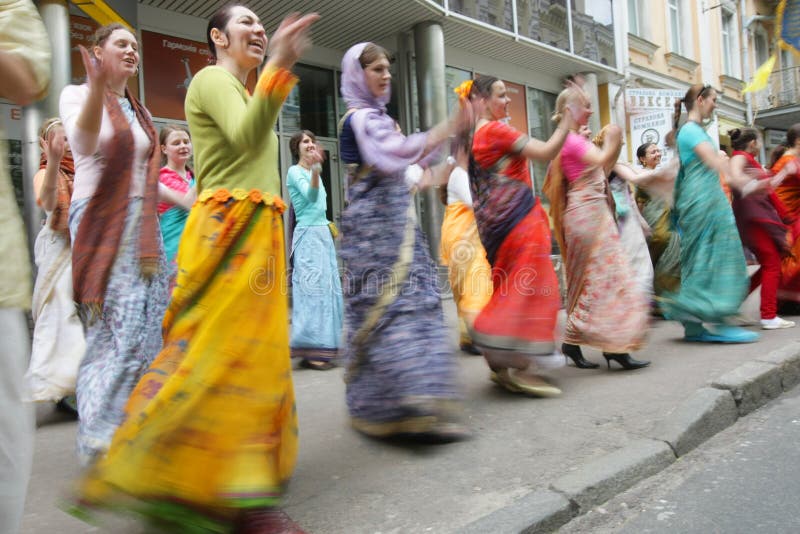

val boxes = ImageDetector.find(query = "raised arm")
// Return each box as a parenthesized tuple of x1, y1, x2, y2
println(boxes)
(286, 165, 320, 204)
(520, 111, 574, 162)
(613, 157, 678, 186)
(580, 124, 622, 171)
(195, 66, 296, 151)
(693, 141, 758, 194)
(33, 130, 67, 212)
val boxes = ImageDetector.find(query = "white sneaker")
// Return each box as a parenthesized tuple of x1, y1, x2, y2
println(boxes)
(760, 317, 796, 330)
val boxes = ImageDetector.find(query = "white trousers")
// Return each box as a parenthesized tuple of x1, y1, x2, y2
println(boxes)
(0, 308, 34, 533)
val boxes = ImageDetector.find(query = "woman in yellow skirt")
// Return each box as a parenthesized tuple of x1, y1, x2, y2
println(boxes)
(74, 6, 319, 533)
(439, 141, 492, 354)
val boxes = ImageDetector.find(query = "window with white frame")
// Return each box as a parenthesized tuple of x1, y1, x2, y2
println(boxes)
(628, 0, 640, 36)
(721, 8, 739, 77)
(668, 0, 682, 55)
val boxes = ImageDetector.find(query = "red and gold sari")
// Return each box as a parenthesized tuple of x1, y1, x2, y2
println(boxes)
(772, 153, 800, 302)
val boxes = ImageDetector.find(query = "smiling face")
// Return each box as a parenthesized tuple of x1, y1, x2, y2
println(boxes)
(93, 28, 139, 81)
(482, 80, 510, 121)
(214, 6, 267, 70)
(364, 55, 391, 99)
(162, 129, 192, 168)
(641, 144, 662, 169)
(298, 133, 318, 163)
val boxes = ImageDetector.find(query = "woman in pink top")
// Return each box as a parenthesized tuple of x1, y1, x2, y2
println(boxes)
(156, 124, 196, 284)
(544, 89, 650, 370)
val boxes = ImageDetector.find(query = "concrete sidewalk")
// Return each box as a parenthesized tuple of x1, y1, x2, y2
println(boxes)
(20, 299, 800, 534)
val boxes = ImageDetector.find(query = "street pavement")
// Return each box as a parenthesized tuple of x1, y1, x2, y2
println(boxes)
(559, 386, 800, 533)
(20, 297, 800, 533)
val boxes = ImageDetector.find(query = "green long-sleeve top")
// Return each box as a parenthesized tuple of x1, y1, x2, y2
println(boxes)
(185, 65, 297, 194)
(286, 164, 330, 227)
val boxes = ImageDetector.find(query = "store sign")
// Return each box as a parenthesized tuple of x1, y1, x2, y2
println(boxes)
(626, 88, 684, 164)
(766, 129, 787, 149)
(141, 30, 256, 121)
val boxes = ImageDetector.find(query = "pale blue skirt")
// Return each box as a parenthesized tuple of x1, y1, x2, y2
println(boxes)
(290, 225, 343, 361)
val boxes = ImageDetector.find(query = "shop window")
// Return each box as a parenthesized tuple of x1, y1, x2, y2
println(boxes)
(526, 86, 557, 196)
(571, 0, 617, 67)
(517, 0, 570, 53)
(283, 64, 337, 138)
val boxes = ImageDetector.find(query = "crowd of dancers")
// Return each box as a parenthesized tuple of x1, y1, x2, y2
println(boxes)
(5, 1, 800, 533)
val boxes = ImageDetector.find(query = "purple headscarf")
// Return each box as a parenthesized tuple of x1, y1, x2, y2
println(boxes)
(341, 42, 390, 112)
(340, 42, 440, 175)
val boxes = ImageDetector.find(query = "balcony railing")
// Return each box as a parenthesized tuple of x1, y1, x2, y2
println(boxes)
(755, 66, 800, 111)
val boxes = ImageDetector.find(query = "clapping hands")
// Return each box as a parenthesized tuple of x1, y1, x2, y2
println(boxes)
(268, 13, 320, 71)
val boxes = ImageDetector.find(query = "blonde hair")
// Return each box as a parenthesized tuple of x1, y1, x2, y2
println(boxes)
(592, 124, 615, 148)
(552, 87, 587, 123)
(38, 117, 61, 141)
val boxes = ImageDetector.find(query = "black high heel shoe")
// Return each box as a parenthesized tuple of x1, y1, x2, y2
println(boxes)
(562, 343, 600, 369)
(602, 353, 650, 370)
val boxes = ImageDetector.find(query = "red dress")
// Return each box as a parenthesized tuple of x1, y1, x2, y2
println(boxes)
(469, 121, 560, 354)
(772, 154, 800, 302)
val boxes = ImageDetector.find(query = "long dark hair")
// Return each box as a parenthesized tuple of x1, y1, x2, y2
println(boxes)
(769, 123, 800, 169)
(728, 127, 758, 152)
(469, 74, 500, 99)
(289, 130, 316, 162)
(671, 84, 715, 132)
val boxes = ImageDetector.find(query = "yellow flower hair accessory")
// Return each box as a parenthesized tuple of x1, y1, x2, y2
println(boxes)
(453, 80, 474, 104)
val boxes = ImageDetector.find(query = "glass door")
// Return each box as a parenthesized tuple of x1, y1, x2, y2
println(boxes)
(279, 136, 343, 247)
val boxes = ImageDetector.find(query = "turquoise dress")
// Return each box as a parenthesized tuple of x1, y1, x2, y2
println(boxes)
(157, 167, 194, 267)
(286, 164, 343, 362)
(661, 122, 748, 324)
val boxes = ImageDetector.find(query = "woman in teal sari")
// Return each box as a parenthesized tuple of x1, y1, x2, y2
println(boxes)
(662, 84, 770, 342)
(157, 124, 196, 284)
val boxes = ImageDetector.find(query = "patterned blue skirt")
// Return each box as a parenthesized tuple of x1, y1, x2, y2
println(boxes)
(69, 196, 169, 464)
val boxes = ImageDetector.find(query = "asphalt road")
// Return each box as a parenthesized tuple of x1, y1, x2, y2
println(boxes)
(560, 386, 800, 534)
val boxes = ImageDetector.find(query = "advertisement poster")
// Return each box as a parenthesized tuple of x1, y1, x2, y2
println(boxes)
(141, 30, 256, 121)
(70, 15, 139, 98)
(475, 74, 529, 134)
(502, 79, 528, 135)
(626, 88, 684, 165)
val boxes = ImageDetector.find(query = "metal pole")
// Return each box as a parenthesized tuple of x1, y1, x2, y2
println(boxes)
(21, 105, 43, 256)
(40, 0, 71, 117)
(413, 21, 448, 263)
(22, 0, 72, 256)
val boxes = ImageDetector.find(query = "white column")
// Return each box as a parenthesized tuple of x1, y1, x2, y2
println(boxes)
(413, 21, 448, 261)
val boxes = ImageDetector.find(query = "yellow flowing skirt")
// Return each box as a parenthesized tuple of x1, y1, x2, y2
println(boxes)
(77, 189, 297, 530)
(439, 202, 492, 344)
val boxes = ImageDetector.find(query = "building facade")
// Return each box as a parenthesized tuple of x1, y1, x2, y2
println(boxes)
(9, 0, 790, 256)
(6, 0, 629, 258)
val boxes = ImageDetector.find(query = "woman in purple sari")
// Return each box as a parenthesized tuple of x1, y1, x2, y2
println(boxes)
(338, 42, 471, 442)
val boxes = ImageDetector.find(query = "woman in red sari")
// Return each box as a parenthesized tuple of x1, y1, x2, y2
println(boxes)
(769, 124, 800, 304)
(730, 127, 796, 329)
(467, 75, 577, 396)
